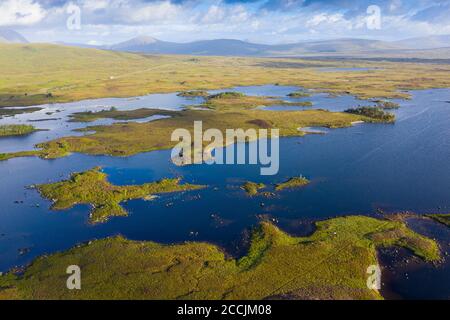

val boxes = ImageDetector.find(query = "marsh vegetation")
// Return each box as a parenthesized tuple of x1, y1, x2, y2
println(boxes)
(242, 181, 266, 196)
(0, 124, 39, 137)
(0, 215, 440, 300)
(344, 107, 396, 123)
(1, 93, 367, 161)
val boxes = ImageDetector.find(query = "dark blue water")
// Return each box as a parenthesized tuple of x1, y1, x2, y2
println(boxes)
(0, 87, 449, 299)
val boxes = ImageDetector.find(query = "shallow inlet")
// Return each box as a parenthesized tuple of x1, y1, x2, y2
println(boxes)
(0, 86, 449, 299)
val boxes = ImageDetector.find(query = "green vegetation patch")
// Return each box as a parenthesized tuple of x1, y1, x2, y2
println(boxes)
(275, 176, 310, 191)
(373, 100, 400, 109)
(177, 90, 209, 97)
(287, 91, 311, 98)
(242, 181, 266, 196)
(69, 107, 177, 123)
(0, 215, 440, 300)
(0, 124, 39, 137)
(200, 92, 311, 111)
(345, 107, 395, 123)
(37, 167, 205, 224)
(426, 213, 450, 227)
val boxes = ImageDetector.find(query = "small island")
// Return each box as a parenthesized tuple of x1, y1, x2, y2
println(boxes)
(427, 213, 450, 227)
(177, 90, 209, 97)
(275, 176, 310, 191)
(287, 91, 311, 98)
(69, 107, 176, 123)
(242, 181, 266, 196)
(373, 100, 400, 109)
(345, 107, 395, 123)
(0, 124, 40, 137)
(37, 167, 205, 224)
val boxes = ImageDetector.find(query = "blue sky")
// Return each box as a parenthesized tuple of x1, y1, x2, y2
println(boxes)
(1, 0, 450, 44)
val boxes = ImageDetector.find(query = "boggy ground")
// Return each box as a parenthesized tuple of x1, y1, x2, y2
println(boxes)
(0, 215, 440, 300)
(0, 93, 377, 161)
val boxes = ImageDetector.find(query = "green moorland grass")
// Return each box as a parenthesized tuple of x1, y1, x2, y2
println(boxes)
(275, 176, 310, 191)
(0, 215, 440, 300)
(0, 124, 38, 137)
(426, 214, 450, 227)
(344, 107, 396, 123)
(2, 43, 450, 109)
(37, 167, 204, 224)
(0, 93, 371, 161)
(68, 107, 177, 122)
(242, 181, 266, 196)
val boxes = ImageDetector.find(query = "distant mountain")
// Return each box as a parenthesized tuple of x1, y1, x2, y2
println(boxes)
(110, 36, 161, 50)
(108, 37, 272, 56)
(266, 38, 403, 55)
(0, 29, 28, 43)
(394, 35, 450, 50)
(106, 36, 408, 56)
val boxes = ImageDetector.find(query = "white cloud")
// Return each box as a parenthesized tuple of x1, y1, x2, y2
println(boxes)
(126, 1, 182, 23)
(201, 5, 225, 24)
(0, 0, 46, 26)
(306, 13, 346, 28)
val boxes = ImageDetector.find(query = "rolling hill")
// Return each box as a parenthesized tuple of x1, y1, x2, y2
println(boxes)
(394, 35, 450, 50)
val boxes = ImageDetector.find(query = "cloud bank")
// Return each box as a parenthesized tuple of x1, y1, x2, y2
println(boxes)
(1, 0, 449, 44)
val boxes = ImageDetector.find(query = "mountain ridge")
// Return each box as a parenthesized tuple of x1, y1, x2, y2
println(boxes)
(0, 29, 28, 44)
(104, 35, 450, 56)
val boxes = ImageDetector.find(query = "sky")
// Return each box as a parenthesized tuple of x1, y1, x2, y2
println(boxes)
(1, 0, 450, 45)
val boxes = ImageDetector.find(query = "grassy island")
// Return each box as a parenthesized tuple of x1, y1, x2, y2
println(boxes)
(0, 124, 39, 137)
(345, 107, 395, 123)
(242, 181, 266, 196)
(177, 90, 209, 97)
(288, 92, 311, 98)
(69, 107, 177, 123)
(427, 213, 450, 227)
(37, 167, 204, 224)
(275, 176, 310, 191)
(373, 100, 400, 109)
(0, 215, 440, 300)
